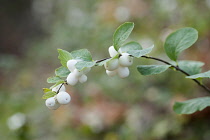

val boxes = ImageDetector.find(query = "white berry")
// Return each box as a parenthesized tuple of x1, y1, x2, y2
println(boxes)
(45, 97, 56, 107)
(106, 70, 117, 77)
(108, 46, 118, 57)
(45, 97, 60, 110)
(104, 59, 119, 71)
(119, 53, 133, 67)
(52, 84, 65, 92)
(48, 102, 60, 110)
(117, 66, 130, 78)
(79, 74, 87, 83)
(66, 73, 78, 86)
(67, 59, 78, 72)
(56, 91, 71, 105)
(73, 69, 84, 78)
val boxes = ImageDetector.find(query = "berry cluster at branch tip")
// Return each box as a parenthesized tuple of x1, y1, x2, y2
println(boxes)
(105, 46, 133, 78)
(66, 59, 91, 85)
(45, 84, 71, 110)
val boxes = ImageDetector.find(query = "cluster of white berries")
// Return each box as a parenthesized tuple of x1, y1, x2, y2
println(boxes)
(105, 46, 133, 78)
(45, 47, 134, 110)
(66, 59, 91, 85)
(45, 84, 71, 110)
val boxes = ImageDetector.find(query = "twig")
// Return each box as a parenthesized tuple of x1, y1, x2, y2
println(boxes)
(141, 55, 210, 93)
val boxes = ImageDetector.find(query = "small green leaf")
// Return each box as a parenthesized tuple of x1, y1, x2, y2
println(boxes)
(164, 27, 198, 61)
(42, 91, 56, 99)
(137, 65, 170, 75)
(186, 70, 210, 79)
(113, 22, 134, 50)
(173, 97, 210, 114)
(75, 61, 96, 70)
(43, 88, 51, 93)
(71, 49, 92, 61)
(127, 45, 154, 58)
(120, 41, 142, 53)
(178, 60, 204, 75)
(50, 80, 65, 89)
(55, 66, 70, 77)
(58, 49, 73, 67)
(47, 76, 62, 83)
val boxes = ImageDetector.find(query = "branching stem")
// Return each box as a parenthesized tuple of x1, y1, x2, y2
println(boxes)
(141, 55, 210, 93)
(58, 55, 210, 94)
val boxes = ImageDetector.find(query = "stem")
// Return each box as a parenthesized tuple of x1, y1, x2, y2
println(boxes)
(95, 57, 111, 63)
(57, 82, 65, 94)
(141, 55, 210, 93)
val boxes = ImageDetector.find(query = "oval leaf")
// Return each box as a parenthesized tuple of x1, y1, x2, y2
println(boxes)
(164, 27, 198, 61)
(71, 49, 92, 61)
(50, 80, 65, 89)
(42, 91, 56, 99)
(47, 76, 62, 83)
(58, 49, 73, 67)
(113, 22, 134, 50)
(137, 65, 170, 75)
(173, 97, 210, 114)
(75, 61, 96, 70)
(120, 41, 142, 53)
(55, 66, 70, 77)
(178, 60, 204, 75)
(128, 45, 154, 58)
(43, 88, 51, 93)
(186, 70, 210, 79)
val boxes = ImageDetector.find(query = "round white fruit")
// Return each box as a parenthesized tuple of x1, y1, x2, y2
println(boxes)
(67, 59, 78, 72)
(104, 59, 119, 71)
(45, 97, 56, 107)
(108, 46, 118, 57)
(52, 84, 65, 92)
(119, 53, 133, 67)
(106, 70, 117, 77)
(79, 74, 87, 83)
(47, 101, 60, 110)
(117, 66, 130, 78)
(66, 73, 78, 86)
(73, 69, 84, 78)
(56, 91, 71, 105)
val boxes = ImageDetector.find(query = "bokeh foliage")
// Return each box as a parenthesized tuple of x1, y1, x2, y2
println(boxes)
(1, 0, 210, 140)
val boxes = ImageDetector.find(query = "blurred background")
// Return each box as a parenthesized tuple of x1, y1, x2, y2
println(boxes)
(1, 0, 210, 140)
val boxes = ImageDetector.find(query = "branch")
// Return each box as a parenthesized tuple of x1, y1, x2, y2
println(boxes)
(141, 55, 210, 93)
(56, 82, 65, 94)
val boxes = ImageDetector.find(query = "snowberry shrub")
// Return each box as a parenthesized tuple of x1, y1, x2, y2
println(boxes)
(43, 22, 210, 115)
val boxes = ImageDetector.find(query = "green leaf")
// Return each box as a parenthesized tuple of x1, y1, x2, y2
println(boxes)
(50, 80, 65, 89)
(43, 88, 51, 93)
(47, 76, 62, 83)
(173, 97, 210, 114)
(164, 27, 198, 61)
(120, 41, 142, 53)
(127, 45, 154, 58)
(137, 65, 170, 75)
(178, 60, 204, 75)
(186, 70, 210, 79)
(55, 66, 70, 77)
(58, 49, 73, 67)
(113, 22, 134, 50)
(71, 49, 92, 61)
(42, 91, 56, 99)
(75, 61, 96, 70)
